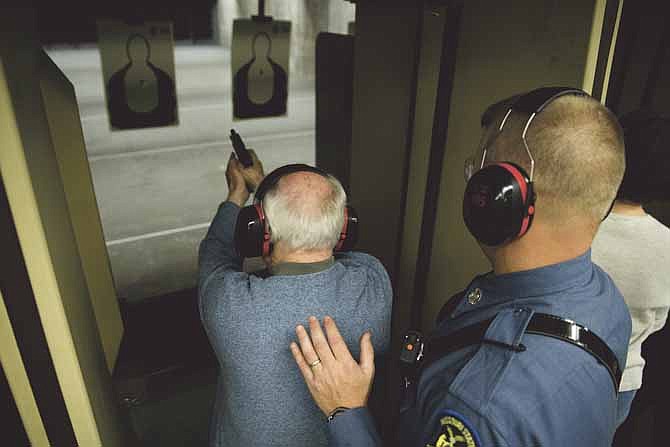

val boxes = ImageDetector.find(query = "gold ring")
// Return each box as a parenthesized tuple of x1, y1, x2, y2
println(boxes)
(309, 359, 322, 368)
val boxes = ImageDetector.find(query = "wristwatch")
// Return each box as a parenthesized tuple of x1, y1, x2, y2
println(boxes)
(327, 406, 351, 423)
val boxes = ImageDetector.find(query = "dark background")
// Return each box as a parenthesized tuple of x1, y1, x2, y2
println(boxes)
(36, 0, 217, 44)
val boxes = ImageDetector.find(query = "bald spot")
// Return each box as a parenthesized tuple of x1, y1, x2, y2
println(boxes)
(275, 171, 335, 216)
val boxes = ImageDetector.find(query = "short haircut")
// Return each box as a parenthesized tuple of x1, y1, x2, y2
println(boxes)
(482, 92, 625, 224)
(617, 110, 670, 203)
(480, 94, 521, 128)
(262, 172, 346, 252)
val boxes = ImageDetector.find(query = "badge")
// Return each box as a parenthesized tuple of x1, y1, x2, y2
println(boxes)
(426, 410, 479, 447)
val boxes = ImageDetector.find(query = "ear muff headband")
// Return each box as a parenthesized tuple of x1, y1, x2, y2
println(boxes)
(512, 86, 587, 116)
(254, 163, 327, 203)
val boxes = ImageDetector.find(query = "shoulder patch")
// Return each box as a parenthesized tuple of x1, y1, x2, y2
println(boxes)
(426, 410, 480, 447)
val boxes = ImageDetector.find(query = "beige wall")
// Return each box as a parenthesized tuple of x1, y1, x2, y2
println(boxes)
(348, 1, 422, 280)
(422, 0, 618, 330)
(0, 6, 126, 446)
(394, 3, 448, 332)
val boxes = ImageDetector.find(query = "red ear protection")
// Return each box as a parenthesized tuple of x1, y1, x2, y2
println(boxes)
(335, 206, 350, 252)
(254, 203, 272, 257)
(463, 87, 585, 246)
(234, 164, 358, 258)
(334, 206, 359, 252)
(497, 162, 535, 237)
(463, 162, 535, 246)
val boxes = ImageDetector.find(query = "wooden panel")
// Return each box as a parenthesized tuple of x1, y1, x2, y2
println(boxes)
(40, 54, 124, 373)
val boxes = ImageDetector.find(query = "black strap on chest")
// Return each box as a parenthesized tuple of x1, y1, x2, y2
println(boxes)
(405, 313, 622, 393)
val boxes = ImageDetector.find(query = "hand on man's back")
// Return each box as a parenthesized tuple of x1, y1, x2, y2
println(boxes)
(290, 316, 375, 416)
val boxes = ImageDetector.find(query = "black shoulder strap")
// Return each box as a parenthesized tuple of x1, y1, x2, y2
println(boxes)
(420, 313, 621, 393)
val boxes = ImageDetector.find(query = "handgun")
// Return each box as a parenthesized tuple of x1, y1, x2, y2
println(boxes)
(229, 129, 253, 168)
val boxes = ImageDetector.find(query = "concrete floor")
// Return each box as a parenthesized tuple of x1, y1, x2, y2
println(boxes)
(47, 44, 316, 302)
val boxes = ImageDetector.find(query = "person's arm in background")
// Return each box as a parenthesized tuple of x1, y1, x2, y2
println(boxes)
(198, 151, 264, 314)
(290, 317, 382, 447)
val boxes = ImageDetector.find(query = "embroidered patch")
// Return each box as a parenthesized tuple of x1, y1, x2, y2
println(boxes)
(426, 410, 479, 447)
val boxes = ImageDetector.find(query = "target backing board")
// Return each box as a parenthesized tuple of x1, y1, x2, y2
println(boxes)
(97, 20, 179, 130)
(231, 19, 291, 120)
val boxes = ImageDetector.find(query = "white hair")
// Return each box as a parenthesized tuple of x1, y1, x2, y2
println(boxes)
(262, 174, 347, 252)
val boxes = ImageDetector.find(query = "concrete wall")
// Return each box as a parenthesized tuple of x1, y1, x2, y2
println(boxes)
(44, 2, 354, 302)
(47, 44, 317, 302)
(422, 0, 618, 330)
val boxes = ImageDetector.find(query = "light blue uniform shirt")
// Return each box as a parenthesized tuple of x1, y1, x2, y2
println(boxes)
(329, 251, 631, 446)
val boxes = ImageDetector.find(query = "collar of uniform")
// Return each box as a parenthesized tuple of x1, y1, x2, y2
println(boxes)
(269, 257, 335, 276)
(452, 250, 593, 317)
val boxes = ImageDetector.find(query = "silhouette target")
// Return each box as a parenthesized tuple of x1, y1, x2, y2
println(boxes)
(232, 20, 291, 119)
(98, 22, 179, 130)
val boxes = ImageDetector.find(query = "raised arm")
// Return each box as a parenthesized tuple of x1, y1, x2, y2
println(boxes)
(198, 151, 264, 292)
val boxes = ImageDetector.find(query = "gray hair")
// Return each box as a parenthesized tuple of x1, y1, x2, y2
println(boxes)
(262, 174, 347, 251)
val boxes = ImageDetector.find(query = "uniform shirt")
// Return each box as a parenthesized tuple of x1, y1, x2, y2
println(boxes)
(592, 212, 670, 392)
(329, 251, 631, 447)
(198, 201, 392, 447)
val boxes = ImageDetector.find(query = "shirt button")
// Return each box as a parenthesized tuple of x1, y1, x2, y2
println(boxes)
(467, 288, 482, 304)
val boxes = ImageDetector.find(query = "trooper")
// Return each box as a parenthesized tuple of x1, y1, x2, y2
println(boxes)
(290, 87, 632, 446)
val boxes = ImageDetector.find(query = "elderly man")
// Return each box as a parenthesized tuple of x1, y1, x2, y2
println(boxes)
(198, 151, 392, 446)
(291, 87, 631, 446)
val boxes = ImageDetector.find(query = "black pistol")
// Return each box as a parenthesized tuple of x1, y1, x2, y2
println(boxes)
(229, 129, 253, 168)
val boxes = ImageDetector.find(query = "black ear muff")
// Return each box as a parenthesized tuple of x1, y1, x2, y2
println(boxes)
(335, 206, 359, 252)
(234, 203, 271, 258)
(463, 162, 535, 246)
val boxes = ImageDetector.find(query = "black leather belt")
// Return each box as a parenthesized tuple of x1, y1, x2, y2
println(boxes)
(401, 313, 621, 393)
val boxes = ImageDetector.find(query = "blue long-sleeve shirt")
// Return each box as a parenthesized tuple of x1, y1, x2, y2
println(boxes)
(198, 201, 393, 446)
(329, 250, 631, 446)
